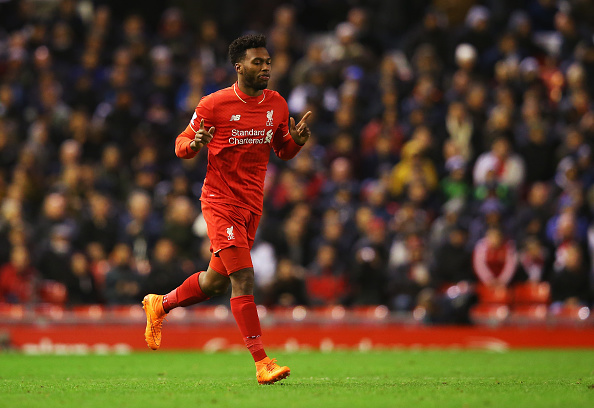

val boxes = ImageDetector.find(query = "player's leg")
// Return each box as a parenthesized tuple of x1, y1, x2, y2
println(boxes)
(163, 258, 230, 311)
(143, 200, 236, 350)
(142, 257, 230, 350)
(220, 247, 290, 384)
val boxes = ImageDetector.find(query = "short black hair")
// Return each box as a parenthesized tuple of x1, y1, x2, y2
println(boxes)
(228, 34, 267, 65)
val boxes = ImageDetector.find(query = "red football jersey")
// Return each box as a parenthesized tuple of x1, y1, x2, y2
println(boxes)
(175, 82, 302, 214)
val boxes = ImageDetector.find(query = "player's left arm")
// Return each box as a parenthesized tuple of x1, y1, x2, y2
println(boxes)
(272, 110, 312, 160)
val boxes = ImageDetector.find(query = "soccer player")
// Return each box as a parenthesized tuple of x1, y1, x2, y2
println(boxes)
(142, 34, 311, 385)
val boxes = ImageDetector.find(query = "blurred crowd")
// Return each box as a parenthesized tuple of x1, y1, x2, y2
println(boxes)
(0, 0, 593, 322)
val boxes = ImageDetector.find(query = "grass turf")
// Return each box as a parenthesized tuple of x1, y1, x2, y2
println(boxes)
(0, 350, 593, 408)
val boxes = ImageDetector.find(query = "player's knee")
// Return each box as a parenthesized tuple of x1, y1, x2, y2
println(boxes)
(208, 280, 229, 297)
(229, 268, 255, 294)
(201, 269, 230, 297)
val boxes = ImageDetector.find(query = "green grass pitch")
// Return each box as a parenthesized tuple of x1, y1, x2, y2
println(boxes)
(1, 350, 593, 408)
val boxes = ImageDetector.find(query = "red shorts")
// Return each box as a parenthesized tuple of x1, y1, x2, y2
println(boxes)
(201, 200, 261, 254)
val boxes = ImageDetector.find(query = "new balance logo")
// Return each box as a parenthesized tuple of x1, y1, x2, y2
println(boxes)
(230, 115, 241, 121)
(226, 226, 235, 240)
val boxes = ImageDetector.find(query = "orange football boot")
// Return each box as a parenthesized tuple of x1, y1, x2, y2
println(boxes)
(256, 357, 291, 385)
(142, 294, 166, 350)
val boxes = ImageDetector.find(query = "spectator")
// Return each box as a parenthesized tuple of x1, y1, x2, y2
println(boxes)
(456, 5, 495, 61)
(269, 207, 312, 268)
(319, 158, 358, 222)
(468, 198, 513, 247)
(403, 8, 450, 66)
(508, 10, 545, 58)
(142, 238, 185, 297)
(194, 18, 229, 73)
(473, 135, 526, 192)
(440, 156, 471, 203)
(161, 195, 199, 261)
(472, 226, 518, 287)
(429, 198, 466, 251)
(431, 224, 474, 289)
(305, 244, 349, 306)
(0, 245, 38, 304)
(444, 101, 476, 163)
(119, 190, 161, 265)
(389, 203, 431, 267)
(360, 107, 405, 160)
(350, 217, 389, 305)
(310, 209, 352, 265)
(35, 192, 77, 250)
(550, 242, 591, 306)
(515, 182, 555, 243)
(554, 10, 583, 62)
(429, 223, 475, 324)
(359, 182, 392, 223)
(36, 224, 76, 291)
(360, 127, 400, 180)
(519, 122, 559, 184)
(78, 191, 119, 255)
(387, 234, 431, 311)
(265, 258, 309, 307)
(516, 237, 552, 283)
(287, 67, 338, 122)
(95, 144, 133, 201)
(289, 149, 325, 204)
(104, 243, 144, 305)
(547, 208, 589, 273)
(68, 252, 101, 304)
(388, 139, 438, 198)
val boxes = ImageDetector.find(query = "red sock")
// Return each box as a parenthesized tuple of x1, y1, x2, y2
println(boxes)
(163, 272, 209, 312)
(230, 295, 267, 362)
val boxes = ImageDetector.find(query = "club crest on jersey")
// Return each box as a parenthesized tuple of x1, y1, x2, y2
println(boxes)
(230, 114, 241, 121)
(226, 226, 235, 240)
(266, 110, 274, 126)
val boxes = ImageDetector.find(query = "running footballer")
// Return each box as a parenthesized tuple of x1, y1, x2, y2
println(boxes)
(142, 34, 311, 385)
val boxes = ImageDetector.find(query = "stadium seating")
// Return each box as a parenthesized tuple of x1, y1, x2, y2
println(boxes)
(476, 284, 512, 304)
(38, 280, 68, 305)
(0, 303, 26, 321)
(508, 282, 551, 325)
(512, 282, 551, 305)
(72, 305, 105, 321)
(469, 303, 510, 326)
(549, 304, 592, 326)
(470, 284, 512, 326)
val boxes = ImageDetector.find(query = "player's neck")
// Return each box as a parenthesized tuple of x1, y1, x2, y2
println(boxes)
(237, 80, 264, 97)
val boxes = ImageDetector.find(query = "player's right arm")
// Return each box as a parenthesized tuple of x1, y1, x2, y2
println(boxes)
(175, 95, 215, 159)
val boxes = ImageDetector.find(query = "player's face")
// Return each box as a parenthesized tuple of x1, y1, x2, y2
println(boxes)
(239, 47, 271, 91)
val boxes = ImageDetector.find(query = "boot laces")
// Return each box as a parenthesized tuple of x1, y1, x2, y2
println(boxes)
(266, 358, 278, 372)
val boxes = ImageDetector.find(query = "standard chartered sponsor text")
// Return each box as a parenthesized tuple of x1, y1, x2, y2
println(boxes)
(229, 128, 271, 145)
(231, 128, 266, 136)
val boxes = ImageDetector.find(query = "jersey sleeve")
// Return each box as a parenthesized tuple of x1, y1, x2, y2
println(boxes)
(271, 98, 302, 160)
(175, 94, 215, 159)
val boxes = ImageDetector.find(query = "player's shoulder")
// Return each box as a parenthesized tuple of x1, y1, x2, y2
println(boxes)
(264, 88, 284, 100)
(204, 85, 234, 100)
(263, 89, 288, 107)
(196, 86, 234, 110)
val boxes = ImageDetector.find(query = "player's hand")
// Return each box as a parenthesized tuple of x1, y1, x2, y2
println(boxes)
(289, 111, 312, 146)
(191, 119, 215, 151)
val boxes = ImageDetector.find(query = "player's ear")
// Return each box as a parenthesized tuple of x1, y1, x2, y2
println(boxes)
(235, 63, 242, 74)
